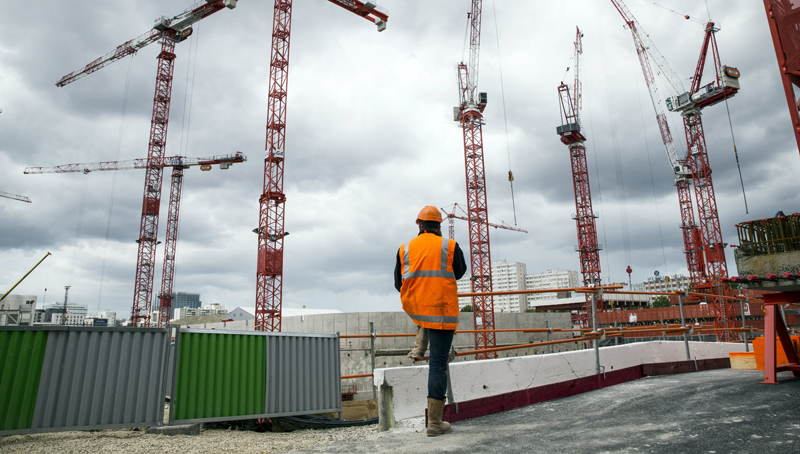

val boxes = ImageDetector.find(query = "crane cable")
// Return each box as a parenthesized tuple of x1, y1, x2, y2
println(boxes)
(723, 83, 749, 215)
(490, 0, 517, 225)
(96, 56, 134, 313)
(630, 41, 669, 274)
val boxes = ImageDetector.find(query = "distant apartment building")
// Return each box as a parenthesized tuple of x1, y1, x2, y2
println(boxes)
(98, 310, 117, 326)
(174, 303, 226, 320)
(200, 303, 227, 316)
(42, 302, 88, 315)
(458, 262, 580, 313)
(51, 312, 87, 326)
(491, 261, 528, 312)
(525, 269, 580, 301)
(0, 295, 37, 326)
(641, 274, 691, 302)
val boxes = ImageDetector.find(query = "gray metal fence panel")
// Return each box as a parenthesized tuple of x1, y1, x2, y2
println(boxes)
(29, 326, 169, 432)
(264, 332, 341, 416)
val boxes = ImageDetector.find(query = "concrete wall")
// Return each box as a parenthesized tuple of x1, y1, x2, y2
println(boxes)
(185, 311, 575, 400)
(374, 341, 747, 425)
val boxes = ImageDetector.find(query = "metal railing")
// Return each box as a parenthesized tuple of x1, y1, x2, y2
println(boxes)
(736, 213, 800, 256)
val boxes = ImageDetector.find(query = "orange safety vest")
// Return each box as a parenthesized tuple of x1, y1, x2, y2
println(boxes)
(399, 233, 459, 330)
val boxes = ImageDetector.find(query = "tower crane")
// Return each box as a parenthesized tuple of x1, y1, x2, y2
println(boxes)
(25, 153, 246, 326)
(556, 27, 603, 327)
(56, 0, 239, 327)
(0, 191, 31, 203)
(255, 1, 388, 332)
(453, 0, 497, 359)
(610, 0, 740, 339)
(762, 0, 800, 157)
(440, 204, 527, 241)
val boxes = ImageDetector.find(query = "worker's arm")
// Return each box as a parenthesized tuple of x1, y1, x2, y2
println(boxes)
(394, 251, 403, 292)
(453, 243, 467, 280)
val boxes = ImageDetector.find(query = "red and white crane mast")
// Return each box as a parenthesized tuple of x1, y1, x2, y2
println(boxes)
(453, 0, 496, 358)
(610, 0, 740, 339)
(25, 153, 246, 327)
(56, 0, 238, 327)
(255, 1, 388, 332)
(556, 28, 602, 326)
(666, 22, 740, 339)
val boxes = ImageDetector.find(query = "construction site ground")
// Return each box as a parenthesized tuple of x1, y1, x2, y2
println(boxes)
(1, 369, 797, 453)
(297, 368, 799, 454)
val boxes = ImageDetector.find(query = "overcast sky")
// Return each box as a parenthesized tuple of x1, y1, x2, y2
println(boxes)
(1, 0, 798, 318)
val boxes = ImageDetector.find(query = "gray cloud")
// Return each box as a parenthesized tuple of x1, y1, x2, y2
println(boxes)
(2, 0, 799, 318)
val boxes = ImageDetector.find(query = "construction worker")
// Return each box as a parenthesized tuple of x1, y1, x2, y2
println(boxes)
(394, 206, 467, 436)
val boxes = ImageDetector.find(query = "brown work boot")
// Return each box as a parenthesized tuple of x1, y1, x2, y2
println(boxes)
(407, 326, 429, 360)
(426, 398, 451, 436)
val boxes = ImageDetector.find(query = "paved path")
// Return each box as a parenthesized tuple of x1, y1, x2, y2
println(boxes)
(291, 369, 800, 453)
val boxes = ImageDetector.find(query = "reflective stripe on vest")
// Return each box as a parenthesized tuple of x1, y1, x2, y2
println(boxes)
(402, 236, 455, 281)
(407, 313, 460, 325)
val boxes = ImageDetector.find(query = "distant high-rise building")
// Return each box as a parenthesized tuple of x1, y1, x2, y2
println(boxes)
(458, 261, 529, 313)
(525, 270, 579, 301)
(51, 312, 86, 326)
(457, 264, 581, 314)
(157, 292, 201, 313)
(43, 301, 88, 315)
(98, 310, 117, 326)
(199, 303, 227, 316)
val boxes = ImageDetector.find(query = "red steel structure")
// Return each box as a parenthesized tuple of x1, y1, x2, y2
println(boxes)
(56, 0, 239, 327)
(256, 1, 388, 332)
(440, 204, 527, 241)
(763, 0, 800, 157)
(556, 27, 602, 327)
(25, 153, 246, 326)
(610, 0, 740, 340)
(453, 0, 497, 358)
(675, 22, 740, 340)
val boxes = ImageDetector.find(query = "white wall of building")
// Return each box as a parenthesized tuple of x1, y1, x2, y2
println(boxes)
(0, 295, 37, 326)
(526, 269, 579, 301)
(98, 310, 117, 326)
(51, 313, 86, 325)
(458, 266, 581, 313)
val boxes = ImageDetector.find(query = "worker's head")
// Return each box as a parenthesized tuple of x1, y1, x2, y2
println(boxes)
(416, 206, 443, 236)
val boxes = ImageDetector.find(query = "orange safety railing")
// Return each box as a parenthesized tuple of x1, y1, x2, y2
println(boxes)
(339, 286, 766, 381)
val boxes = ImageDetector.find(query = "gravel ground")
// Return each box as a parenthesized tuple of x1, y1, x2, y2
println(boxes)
(0, 423, 390, 454)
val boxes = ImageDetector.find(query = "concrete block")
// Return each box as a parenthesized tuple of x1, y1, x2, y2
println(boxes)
(145, 424, 200, 436)
(375, 340, 748, 427)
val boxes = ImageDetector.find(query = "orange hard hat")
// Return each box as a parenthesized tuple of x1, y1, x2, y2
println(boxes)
(416, 206, 443, 224)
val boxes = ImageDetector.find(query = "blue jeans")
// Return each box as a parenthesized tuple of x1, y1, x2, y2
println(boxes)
(427, 328, 455, 400)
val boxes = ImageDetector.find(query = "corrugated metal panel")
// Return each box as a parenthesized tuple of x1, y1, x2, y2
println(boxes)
(173, 330, 266, 421)
(31, 326, 169, 430)
(0, 329, 48, 431)
(172, 329, 340, 423)
(265, 333, 341, 416)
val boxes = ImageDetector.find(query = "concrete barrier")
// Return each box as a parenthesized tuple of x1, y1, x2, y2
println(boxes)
(374, 341, 746, 428)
